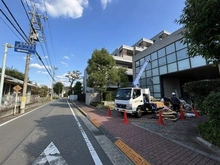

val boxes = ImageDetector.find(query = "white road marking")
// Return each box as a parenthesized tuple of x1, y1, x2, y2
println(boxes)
(0, 102, 51, 127)
(32, 142, 68, 165)
(67, 101, 103, 165)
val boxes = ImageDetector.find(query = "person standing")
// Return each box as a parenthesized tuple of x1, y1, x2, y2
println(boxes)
(170, 92, 181, 111)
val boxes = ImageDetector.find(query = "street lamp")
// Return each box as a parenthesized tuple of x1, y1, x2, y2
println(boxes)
(0, 43, 13, 110)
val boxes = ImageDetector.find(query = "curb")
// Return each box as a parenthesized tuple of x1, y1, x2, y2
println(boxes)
(71, 101, 151, 165)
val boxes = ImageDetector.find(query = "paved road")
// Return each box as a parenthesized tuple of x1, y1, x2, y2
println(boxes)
(0, 99, 132, 165)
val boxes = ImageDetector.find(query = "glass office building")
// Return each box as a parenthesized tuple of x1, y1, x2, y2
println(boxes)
(133, 28, 219, 100)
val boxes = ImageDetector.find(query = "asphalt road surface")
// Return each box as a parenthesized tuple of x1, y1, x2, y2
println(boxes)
(0, 99, 132, 165)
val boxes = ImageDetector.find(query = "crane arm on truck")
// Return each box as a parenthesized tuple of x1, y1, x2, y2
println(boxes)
(132, 59, 151, 88)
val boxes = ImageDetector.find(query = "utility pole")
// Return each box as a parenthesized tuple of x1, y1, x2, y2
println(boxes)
(0, 43, 13, 110)
(50, 67, 57, 100)
(20, 6, 36, 114)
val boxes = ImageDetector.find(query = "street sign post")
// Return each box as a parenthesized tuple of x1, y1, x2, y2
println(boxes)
(13, 85, 22, 115)
(14, 41, 36, 54)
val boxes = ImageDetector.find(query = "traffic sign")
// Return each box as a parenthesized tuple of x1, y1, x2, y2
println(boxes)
(14, 41, 36, 54)
(13, 85, 22, 92)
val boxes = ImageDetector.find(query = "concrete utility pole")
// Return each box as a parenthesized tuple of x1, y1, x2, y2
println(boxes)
(0, 43, 13, 110)
(50, 67, 57, 100)
(20, 6, 36, 114)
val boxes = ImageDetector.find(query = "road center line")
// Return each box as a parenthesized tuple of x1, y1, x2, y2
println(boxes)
(67, 101, 103, 165)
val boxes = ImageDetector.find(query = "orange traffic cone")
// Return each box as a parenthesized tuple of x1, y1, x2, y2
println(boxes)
(107, 106, 111, 116)
(194, 107, 199, 118)
(157, 111, 164, 125)
(123, 110, 129, 124)
(179, 109, 185, 120)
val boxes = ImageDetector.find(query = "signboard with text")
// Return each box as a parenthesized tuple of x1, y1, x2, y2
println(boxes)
(14, 41, 36, 54)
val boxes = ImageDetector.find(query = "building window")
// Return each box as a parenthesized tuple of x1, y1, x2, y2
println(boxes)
(135, 60, 140, 67)
(190, 56, 206, 68)
(166, 43, 175, 54)
(168, 62, 177, 73)
(178, 59, 190, 71)
(146, 70, 152, 77)
(176, 48, 188, 60)
(159, 57, 166, 66)
(151, 60, 158, 68)
(145, 55, 151, 61)
(141, 71, 146, 78)
(167, 52, 176, 63)
(140, 58, 144, 66)
(151, 52, 157, 60)
(152, 68, 159, 76)
(135, 67, 140, 75)
(153, 84, 160, 92)
(158, 48, 165, 58)
(152, 76, 160, 84)
(159, 65, 167, 75)
(175, 40, 186, 51)
(140, 79, 146, 87)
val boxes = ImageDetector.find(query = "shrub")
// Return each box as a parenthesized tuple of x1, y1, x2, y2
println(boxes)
(183, 79, 220, 114)
(198, 121, 220, 147)
(198, 92, 220, 147)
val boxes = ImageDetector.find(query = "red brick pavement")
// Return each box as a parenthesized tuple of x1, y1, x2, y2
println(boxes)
(72, 100, 220, 165)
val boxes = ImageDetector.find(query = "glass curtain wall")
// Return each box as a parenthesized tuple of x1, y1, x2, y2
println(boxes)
(134, 39, 207, 98)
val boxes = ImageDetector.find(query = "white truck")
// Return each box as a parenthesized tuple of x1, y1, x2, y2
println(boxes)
(114, 60, 164, 118)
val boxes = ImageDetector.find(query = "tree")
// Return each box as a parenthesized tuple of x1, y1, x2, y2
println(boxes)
(38, 85, 49, 97)
(73, 81, 82, 94)
(0, 66, 25, 80)
(53, 82, 64, 96)
(65, 70, 82, 94)
(115, 67, 129, 88)
(175, 0, 220, 72)
(86, 48, 116, 102)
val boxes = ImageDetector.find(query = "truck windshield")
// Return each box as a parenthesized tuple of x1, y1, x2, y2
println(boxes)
(115, 89, 131, 100)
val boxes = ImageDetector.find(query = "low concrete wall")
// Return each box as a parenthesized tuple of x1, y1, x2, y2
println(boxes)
(0, 97, 50, 119)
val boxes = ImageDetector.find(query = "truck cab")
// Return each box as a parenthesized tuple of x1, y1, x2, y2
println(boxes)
(114, 87, 156, 117)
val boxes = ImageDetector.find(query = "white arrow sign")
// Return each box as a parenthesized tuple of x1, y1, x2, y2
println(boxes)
(32, 142, 68, 165)
(15, 49, 29, 53)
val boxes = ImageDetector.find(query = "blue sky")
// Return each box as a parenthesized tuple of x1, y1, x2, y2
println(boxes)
(0, 0, 185, 87)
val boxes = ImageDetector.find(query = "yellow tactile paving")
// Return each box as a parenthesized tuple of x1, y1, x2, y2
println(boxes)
(115, 139, 151, 165)
(90, 118, 101, 128)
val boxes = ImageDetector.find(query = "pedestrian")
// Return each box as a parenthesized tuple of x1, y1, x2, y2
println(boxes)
(143, 94, 151, 110)
(170, 92, 181, 111)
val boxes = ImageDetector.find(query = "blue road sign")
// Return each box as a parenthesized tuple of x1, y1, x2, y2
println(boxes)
(14, 41, 36, 54)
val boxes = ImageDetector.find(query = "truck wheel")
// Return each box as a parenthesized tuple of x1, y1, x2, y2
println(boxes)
(136, 107, 142, 118)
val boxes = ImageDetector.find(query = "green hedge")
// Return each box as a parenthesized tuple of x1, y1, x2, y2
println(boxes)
(198, 92, 220, 147)
(183, 79, 220, 114)
(183, 79, 220, 147)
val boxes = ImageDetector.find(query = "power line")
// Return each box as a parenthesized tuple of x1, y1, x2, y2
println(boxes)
(1, 0, 29, 41)
(0, 9, 28, 42)
(0, 16, 23, 41)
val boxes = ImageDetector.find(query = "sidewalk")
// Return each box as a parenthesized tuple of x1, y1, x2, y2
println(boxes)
(72, 100, 220, 165)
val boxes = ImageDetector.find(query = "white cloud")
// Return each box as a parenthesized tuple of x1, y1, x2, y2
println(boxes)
(57, 75, 64, 79)
(42, 56, 48, 59)
(42, 71, 48, 74)
(30, 63, 51, 69)
(101, 0, 112, 9)
(61, 61, 68, 66)
(63, 56, 69, 59)
(36, 70, 48, 74)
(34, 0, 89, 19)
